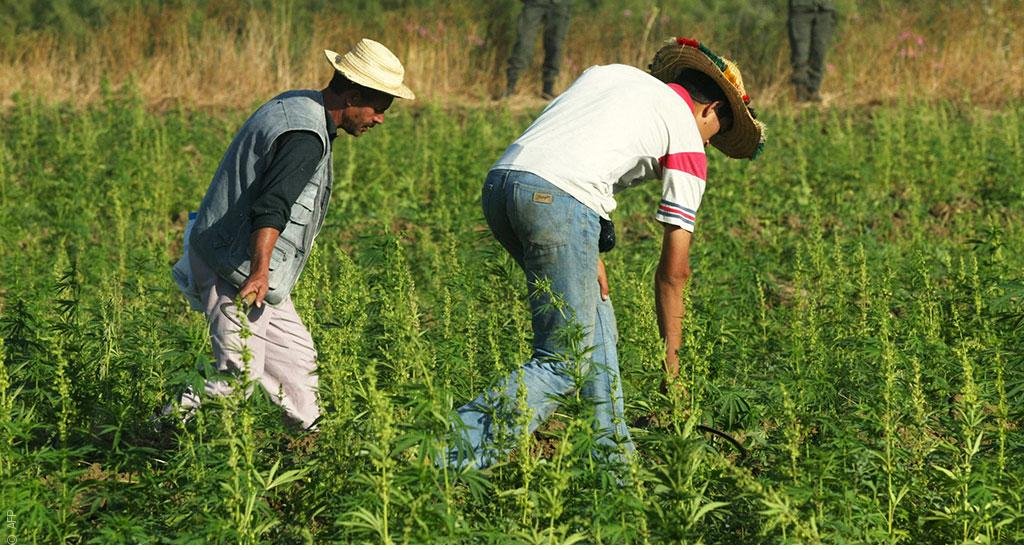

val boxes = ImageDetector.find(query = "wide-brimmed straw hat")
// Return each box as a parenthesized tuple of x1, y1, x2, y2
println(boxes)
(649, 37, 765, 159)
(324, 38, 415, 100)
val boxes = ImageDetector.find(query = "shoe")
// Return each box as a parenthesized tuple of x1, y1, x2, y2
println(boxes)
(795, 85, 822, 103)
(541, 84, 556, 100)
(152, 388, 200, 427)
(794, 85, 810, 102)
(540, 79, 557, 99)
(498, 79, 517, 100)
(152, 401, 196, 426)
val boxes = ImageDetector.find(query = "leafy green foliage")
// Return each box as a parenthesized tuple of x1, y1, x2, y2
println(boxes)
(0, 89, 1021, 542)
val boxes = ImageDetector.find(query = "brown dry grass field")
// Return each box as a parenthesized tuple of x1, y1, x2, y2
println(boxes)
(1, 1, 1021, 111)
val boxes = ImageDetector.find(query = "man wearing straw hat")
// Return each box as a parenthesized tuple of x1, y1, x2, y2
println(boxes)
(167, 39, 414, 430)
(446, 38, 765, 469)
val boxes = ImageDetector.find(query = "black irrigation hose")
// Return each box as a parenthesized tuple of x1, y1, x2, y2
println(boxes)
(696, 424, 748, 458)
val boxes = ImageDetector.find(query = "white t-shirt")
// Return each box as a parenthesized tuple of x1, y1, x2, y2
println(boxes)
(492, 64, 707, 232)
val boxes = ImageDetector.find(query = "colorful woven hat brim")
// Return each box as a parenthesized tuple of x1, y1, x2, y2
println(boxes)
(649, 37, 765, 160)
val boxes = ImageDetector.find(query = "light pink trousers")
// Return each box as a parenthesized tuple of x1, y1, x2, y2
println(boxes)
(177, 251, 320, 429)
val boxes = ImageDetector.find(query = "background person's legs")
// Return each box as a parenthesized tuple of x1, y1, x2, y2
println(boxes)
(540, 0, 571, 98)
(788, 7, 814, 100)
(506, 1, 545, 96)
(805, 8, 836, 98)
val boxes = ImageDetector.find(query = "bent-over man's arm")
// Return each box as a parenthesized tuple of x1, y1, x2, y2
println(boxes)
(654, 223, 693, 379)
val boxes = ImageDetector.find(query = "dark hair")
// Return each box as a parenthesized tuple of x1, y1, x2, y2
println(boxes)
(674, 68, 734, 132)
(328, 71, 392, 104)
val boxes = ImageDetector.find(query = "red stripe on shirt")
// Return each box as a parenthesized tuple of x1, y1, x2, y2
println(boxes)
(659, 152, 708, 180)
(667, 83, 695, 111)
(658, 203, 696, 222)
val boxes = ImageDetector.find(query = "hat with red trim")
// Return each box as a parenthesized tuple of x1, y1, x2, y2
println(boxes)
(649, 37, 765, 160)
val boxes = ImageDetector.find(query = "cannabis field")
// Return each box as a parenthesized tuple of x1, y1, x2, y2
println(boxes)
(0, 87, 1022, 543)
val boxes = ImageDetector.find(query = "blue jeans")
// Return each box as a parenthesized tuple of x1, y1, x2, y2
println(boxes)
(447, 169, 635, 468)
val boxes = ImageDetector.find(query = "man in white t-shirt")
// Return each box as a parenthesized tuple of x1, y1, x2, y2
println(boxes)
(446, 38, 766, 469)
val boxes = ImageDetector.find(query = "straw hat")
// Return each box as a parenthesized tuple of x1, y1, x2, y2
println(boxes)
(324, 39, 415, 100)
(649, 37, 765, 159)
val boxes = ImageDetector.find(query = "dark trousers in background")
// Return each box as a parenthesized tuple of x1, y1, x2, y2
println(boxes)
(788, 2, 836, 99)
(506, 0, 571, 96)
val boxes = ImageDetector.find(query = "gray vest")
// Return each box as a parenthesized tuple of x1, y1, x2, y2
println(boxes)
(190, 90, 333, 305)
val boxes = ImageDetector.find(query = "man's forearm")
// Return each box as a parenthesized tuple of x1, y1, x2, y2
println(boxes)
(249, 227, 281, 275)
(654, 270, 687, 376)
(237, 226, 281, 307)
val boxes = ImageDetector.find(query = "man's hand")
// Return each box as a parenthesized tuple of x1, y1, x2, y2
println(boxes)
(597, 257, 609, 301)
(239, 226, 281, 308)
(238, 271, 269, 308)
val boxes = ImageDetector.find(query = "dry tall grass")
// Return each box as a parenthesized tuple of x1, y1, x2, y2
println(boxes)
(0, 1, 1020, 110)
